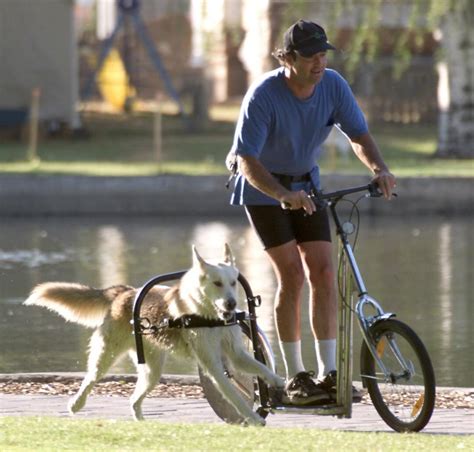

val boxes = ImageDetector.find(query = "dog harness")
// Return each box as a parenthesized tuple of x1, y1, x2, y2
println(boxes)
(165, 312, 248, 329)
(137, 311, 249, 335)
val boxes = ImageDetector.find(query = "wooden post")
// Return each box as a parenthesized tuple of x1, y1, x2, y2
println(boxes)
(27, 88, 41, 163)
(153, 93, 162, 167)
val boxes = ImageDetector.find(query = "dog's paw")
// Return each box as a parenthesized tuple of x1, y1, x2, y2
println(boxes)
(133, 413, 145, 421)
(131, 405, 144, 421)
(67, 397, 84, 415)
(243, 414, 266, 427)
(269, 374, 285, 388)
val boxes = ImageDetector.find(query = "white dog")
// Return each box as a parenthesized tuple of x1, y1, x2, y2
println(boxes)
(24, 244, 284, 425)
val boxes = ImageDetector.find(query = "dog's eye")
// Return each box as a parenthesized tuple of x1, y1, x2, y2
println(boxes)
(213, 281, 223, 287)
(230, 281, 237, 287)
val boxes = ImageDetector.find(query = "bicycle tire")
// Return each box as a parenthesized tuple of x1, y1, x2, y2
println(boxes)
(360, 318, 435, 432)
(198, 321, 274, 425)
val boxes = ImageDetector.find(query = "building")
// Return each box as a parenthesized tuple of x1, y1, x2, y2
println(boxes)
(0, 0, 80, 130)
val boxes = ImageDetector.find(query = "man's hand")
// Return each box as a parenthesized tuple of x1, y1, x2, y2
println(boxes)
(280, 190, 316, 215)
(225, 149, 237, 171)
(350, 133, 396, 200)
(238, 155, 316, 214)
(372, 170, 396, 200)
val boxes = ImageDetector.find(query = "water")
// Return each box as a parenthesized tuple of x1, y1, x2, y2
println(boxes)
(0, 214, 472, 387)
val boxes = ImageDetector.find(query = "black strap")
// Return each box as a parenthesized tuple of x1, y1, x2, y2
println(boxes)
(271, 172, 311, 190)
(166, 311, 247, 329)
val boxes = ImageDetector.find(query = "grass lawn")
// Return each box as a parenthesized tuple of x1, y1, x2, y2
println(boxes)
(1, 417, 472, 451)
(0, 106, 472, 178)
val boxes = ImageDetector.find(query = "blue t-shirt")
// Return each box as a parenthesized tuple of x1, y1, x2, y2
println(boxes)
(230, 67, 368, 205)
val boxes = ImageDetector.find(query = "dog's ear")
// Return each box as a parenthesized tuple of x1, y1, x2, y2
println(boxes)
(192, 245, 207, 268)
(223, 243, 235, 266)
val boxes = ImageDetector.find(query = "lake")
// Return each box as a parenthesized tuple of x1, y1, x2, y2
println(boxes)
(0, 213, 472, 387)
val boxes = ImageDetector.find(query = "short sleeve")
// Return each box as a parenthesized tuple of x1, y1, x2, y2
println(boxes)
(231, 89, 272, 158)
(332, 74, 368, 138)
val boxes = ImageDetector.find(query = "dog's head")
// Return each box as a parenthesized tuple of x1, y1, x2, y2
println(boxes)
(178, 243, 239, 321)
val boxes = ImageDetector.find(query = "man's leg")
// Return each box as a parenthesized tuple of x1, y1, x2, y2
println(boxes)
(297, 240, 362, 402)
(298, 241, 337, 378)
(266, 240, 330, 404)
(265, 240, 305, 379)
(244, 206, 331, 404)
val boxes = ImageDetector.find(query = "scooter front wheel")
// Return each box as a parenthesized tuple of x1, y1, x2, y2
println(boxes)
(360, 318, 436, 432)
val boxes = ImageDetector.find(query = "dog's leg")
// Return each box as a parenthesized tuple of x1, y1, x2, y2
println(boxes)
(68, 325, 128, 415)
(227, 348, 285, 388)
(225, 328, 285, 389)
(194, 345, 266, 426)
(129, 344, 166, 421)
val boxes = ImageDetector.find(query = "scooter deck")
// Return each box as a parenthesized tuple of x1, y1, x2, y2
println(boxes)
(266, 402, 350, 417)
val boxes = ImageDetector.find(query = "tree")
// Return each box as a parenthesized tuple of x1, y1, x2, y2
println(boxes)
(435, 1, 473, 158)
(282, 0, 473, 159)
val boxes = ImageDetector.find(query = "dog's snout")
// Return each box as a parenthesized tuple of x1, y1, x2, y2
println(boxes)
(225, 297, 236, 311)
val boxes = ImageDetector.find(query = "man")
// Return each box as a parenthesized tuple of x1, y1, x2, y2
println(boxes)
(227, 20, 396, 405)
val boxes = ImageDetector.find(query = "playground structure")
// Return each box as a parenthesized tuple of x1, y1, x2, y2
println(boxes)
(82, 0, 185, 115)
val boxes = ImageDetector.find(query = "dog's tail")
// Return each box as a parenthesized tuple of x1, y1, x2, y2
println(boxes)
(24, 282, 131, 328)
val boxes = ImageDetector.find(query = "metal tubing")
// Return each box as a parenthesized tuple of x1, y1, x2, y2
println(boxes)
(81, 13, 125, 99)
(328, 200, 366, 296)
(319, 184, 371, 201)
(342, 242, 367, 295)
(131, 11, 185, 114)
(271, 405, 347, 416)
(336, 242, 353, 418)
(354, 295, 393, 378)
(132, 270, 186, 364)
(237, 273, 271, 407)
(343, 268, 353, 418)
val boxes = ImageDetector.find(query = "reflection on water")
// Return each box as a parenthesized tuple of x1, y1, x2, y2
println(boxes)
(0, 214, 472, 387)
(438, 224, 453, 365)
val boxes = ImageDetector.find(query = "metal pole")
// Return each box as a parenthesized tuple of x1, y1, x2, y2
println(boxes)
(27, 88, 41, 163)
(343, 260, 354, 418)
(153, 93, 162, 165)
(130, 11, 185, 115)
(336, 243, 353, 418)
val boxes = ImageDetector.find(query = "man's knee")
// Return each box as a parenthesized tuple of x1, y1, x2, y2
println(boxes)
(279, 262, 305, 293)
(308, 263, 336, 288)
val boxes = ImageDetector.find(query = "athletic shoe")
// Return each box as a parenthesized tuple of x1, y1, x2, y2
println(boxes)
(281, 371, 331, 405)
(315, 370, 363, 403)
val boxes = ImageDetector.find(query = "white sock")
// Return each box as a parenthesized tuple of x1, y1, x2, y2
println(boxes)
(315, 339, 337, 379)
(279, 340, 306, 380)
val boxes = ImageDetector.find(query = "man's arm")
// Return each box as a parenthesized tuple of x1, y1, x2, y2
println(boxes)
(238, 155, 316, 214)
(350, 132, 396, 199)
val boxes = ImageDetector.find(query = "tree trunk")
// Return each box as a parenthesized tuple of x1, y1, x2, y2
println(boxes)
(436, 1, 474, 158)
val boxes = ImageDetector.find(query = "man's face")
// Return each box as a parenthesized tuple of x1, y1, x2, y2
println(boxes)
(290, 51, 328, 85)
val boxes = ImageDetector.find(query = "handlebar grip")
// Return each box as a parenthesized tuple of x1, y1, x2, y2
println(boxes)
(368, 181, 398, 198)
(368, 182, 383, 197)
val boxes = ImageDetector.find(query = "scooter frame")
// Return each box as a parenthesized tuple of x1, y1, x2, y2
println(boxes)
(131, 183, 432, 426)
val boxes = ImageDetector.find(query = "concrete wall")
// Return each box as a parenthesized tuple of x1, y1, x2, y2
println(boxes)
(0, 175, 471, 217)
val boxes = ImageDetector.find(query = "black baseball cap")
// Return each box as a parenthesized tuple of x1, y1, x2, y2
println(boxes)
(283, 20, 336, 57)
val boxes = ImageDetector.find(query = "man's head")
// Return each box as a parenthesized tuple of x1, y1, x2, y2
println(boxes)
(273, 19, 335, 65)
(273, 20, 336, 86)
(283, 20, 335, 57)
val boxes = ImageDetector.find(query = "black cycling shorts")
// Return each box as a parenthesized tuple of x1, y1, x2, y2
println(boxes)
(245, 205, 332, 250)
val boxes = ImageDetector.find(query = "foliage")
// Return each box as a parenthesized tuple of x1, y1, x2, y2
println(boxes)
(281, 0, 470, 79)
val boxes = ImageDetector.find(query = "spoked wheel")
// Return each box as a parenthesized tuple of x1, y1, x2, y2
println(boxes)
(360, 318, 435, 432)
(198, 321, 275, 425)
